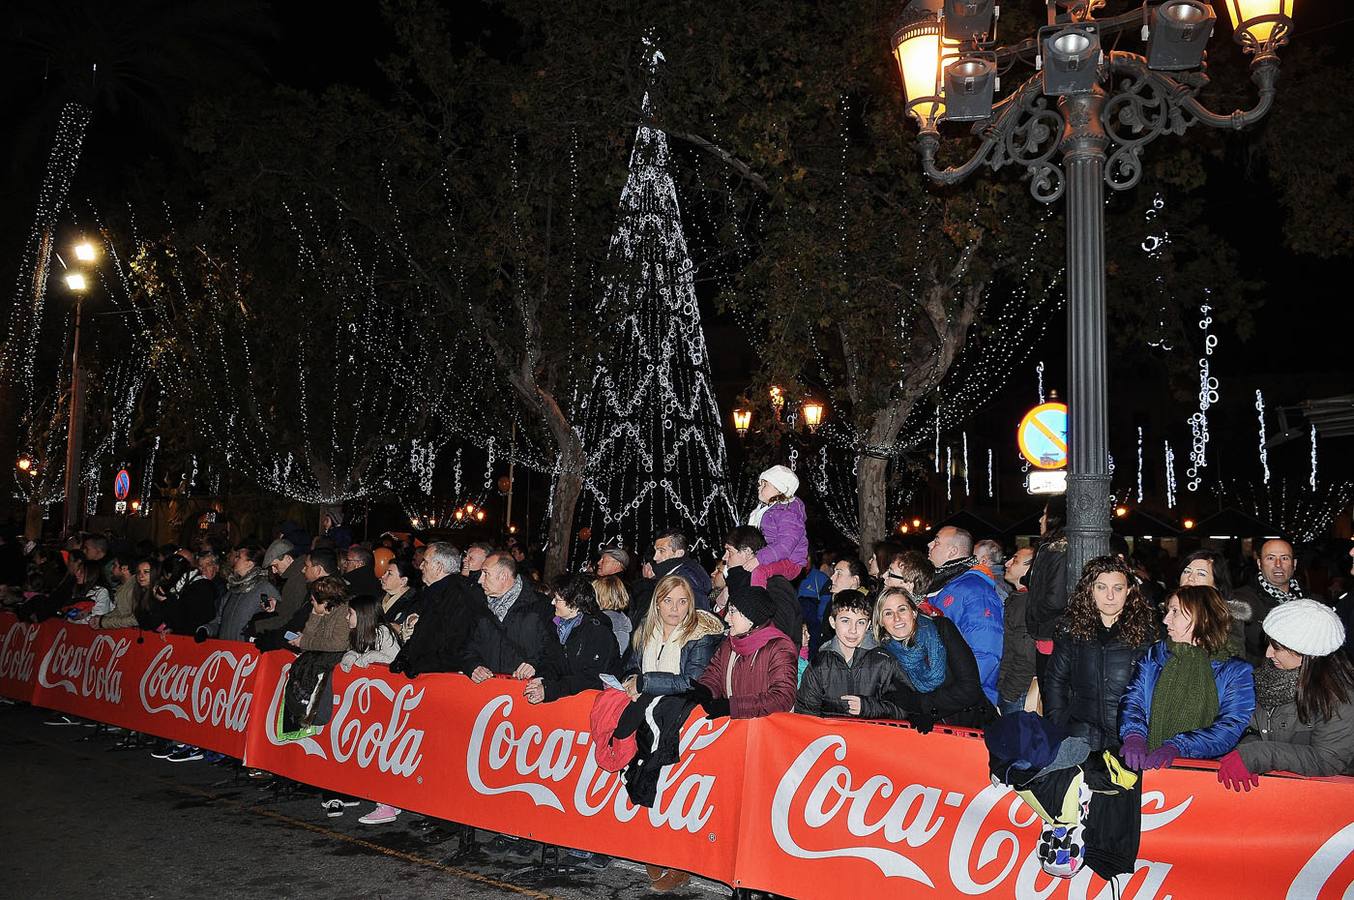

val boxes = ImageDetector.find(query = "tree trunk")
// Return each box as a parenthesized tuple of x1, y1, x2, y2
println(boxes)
(0, 385, 17, 524)
(23, 501, 44, 542)
(544, 438, 585, 582)
(856, 455, 890, 558)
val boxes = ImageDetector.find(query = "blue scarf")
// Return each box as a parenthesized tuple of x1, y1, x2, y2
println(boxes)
(881, 616, 947, 692)
(554, 614, 583, 645)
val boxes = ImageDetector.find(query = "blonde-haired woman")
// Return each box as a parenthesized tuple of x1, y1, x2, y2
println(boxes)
(593, 574, 633, 655)
(622, 574, 724, 700)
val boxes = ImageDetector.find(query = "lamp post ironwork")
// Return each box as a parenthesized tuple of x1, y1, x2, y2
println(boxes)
(61, 240, 99, 536)
(892, 0, 1292, 584)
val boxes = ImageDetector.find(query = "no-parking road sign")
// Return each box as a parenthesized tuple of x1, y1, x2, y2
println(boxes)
(1017, 402, 1068, 470)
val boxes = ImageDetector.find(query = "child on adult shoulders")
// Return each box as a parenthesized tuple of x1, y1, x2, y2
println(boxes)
(743, 465, 809, 589)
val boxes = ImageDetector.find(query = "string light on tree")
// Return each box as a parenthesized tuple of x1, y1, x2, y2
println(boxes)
(1136, 427, 1144, 504)
(962, 431, 970, 497)
(987, 448, 994, 499)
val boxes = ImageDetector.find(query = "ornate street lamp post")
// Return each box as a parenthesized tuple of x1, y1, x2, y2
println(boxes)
(891, 0, 1293, 584)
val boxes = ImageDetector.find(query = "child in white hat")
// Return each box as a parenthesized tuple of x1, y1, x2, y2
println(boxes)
(745, 465, 809, 588)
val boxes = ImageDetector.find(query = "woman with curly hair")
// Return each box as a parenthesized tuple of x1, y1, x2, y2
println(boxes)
(1043, 557, 1158, 751)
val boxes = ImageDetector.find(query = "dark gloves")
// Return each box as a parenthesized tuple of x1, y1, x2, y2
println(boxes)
(1217, 749, 1260, 792)
(689, 681, 730, 719)
(193, 627, 208, 644)
(908, 710, 936, 735)
(1120, 733, 1149, 770)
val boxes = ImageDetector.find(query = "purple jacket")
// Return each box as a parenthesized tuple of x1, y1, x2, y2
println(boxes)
(755, 497, 809, 569)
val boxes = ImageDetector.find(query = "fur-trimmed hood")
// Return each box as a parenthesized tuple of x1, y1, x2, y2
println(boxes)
(1228, 597, 1253, 624)
(690, 609, 727, 640)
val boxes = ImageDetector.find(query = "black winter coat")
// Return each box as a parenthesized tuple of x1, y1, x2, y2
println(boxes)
(883, 615, 995, 728)
(1043, 625, 1151, 751)
(462, 580, 565, 679)
(344, 565, 383, 601)
(542, 612, 622, 701)
(795, 641, 906, 719)
(1025, 537, 1069, 642)
(389, 574, 484, 678)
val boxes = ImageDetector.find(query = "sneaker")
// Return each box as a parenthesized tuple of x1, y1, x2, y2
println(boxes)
(567, 850, 610, 870)
(246, 768, 272, 779)
(358, 803, 402, 825)
(150, 742, 181, 759)
(43, 714, 83, 726)
(202, 751, 226, 764)
(322, 798, 345, 818)
(167, 746, 205, 762)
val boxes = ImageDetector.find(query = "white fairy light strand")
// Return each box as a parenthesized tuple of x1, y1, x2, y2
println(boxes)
(1186, 298, 1217, 493)
(1164, 441, 1177, 509)
(1256, 389, 1270, 485)
(1310, 425, 1318, 491)
(1136, 427, 1144, 504)
(962, 432, 970, 497)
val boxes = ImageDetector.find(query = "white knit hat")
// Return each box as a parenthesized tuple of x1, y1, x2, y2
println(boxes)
(1263, 599, 1346, 658)
(759, 465, 799, 499)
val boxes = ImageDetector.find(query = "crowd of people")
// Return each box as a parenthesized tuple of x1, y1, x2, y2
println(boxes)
(3, 471, 1354, 890)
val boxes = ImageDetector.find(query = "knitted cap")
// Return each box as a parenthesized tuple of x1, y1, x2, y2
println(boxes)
(760, 465, 799, 498)
(728, 586, 775, 628)
(1263, 599, 1346, 658)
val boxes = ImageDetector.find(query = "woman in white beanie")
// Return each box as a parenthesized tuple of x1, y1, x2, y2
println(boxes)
(743, 465, 809, 589)
(1218, 598, 1354, 789)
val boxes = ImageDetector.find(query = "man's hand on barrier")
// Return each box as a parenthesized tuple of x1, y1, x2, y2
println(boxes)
(512, 662, 535, 680)
(523, 677, 545, 705)
(470, 666, 493, 684)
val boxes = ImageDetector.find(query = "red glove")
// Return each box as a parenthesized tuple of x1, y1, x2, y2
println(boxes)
(1217, 750, 1260, 792)
(1120, 733, 1150, 770)
(1143, 743, 1178, 770)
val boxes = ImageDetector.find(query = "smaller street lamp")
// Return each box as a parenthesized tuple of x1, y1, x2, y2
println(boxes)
(64, 272, 89, 292)
(733, 408, 752, 437)
(73, 240, 99, 262)
(801, 400, 825, 434)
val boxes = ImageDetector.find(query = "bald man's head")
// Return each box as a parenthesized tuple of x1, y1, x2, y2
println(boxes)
(1259, 539, 1296, 591)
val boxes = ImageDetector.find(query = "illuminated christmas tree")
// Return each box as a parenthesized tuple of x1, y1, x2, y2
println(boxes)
(572, 46, 739, 560)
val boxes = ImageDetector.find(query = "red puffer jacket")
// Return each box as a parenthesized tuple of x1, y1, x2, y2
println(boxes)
(697, 624, 798, 719)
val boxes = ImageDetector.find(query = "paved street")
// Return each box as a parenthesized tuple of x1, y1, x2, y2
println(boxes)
(0, 703, 733, 900)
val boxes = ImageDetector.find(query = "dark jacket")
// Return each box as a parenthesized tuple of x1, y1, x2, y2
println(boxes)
(253, 557, 308, 634)
(1239, 682, 1354, 776)
(1235, 583, 1296, 665)
(1025, 536, 1069, 642)
(628, 556, 717, 629)
(1119, 640, 1256, 759)
(998, 587, 1037, 703)
(389, 574, 483, 678)
(883, 615, 996, 728)
(795, 639, 906, 719)
(345, 564, 382, 600)
(163, 574, 220, 635)
(626, 610, 726, 695)
(696, 625, 799, 719)
(462, 579, 565, 678)
(1043, 624, 1152, 751)
(542, 612, 622, 701)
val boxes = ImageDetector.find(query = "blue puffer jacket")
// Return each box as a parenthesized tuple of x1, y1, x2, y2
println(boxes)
(1119, 640, 1256, 759)
(933, 567, 1004, 705)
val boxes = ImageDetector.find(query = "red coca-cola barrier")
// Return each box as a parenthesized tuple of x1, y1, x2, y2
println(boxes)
(3, 612, 1354, 898)
(1, 614, 257, 758)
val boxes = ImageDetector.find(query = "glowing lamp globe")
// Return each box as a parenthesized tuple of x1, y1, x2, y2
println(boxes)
(733, 408, 752, 437)
(801, 401, 825, 433)
(892, 5, 946, 127)
(1220, 0, 1294, 50)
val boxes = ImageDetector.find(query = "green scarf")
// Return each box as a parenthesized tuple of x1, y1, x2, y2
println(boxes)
(1147, 642, 1227, 751)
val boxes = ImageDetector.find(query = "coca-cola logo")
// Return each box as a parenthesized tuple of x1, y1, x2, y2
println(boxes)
(770, 733, 1194, 897)
(264, 667, 425, 777)
(0, 620, 40, 684)
(37, 627, 129, 702)
(137, 643, 255, 732)
(467, 693, 725, 832)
